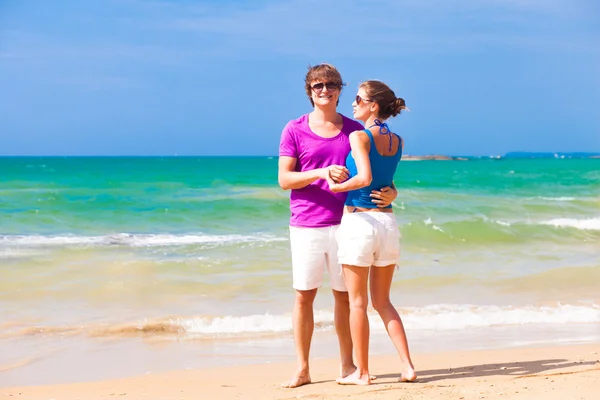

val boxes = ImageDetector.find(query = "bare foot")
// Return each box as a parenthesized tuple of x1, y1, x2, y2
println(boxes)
(398, 367, 417, 382)
(281, 371, 311, 388)
(340, 364, 355, 379)
(340, 366, 376, 381)
(336, 370, 371, 385)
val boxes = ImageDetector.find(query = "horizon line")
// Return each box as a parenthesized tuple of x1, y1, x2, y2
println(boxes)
(1, 151, 600, 158)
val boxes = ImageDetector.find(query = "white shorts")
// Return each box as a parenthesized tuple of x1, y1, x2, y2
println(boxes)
(337, 212, 401, 267)
(289, 225, 347, 292)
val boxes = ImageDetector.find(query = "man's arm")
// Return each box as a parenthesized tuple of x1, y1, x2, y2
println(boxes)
(370, 182, 398, 207)
(278, 157, 350, 191)
(278, 156, 326, 190)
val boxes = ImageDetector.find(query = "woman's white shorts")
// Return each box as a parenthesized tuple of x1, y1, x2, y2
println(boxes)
(337, 212, 400, 267)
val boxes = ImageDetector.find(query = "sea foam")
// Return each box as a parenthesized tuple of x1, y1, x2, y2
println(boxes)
(0, 233, 286, 248)
(166, 303, 600, 338)
(541, 217, 600, 231)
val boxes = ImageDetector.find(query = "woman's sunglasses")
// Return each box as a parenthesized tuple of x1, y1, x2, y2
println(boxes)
(311, 82, 340, 93)
(355, 95, 372, 105)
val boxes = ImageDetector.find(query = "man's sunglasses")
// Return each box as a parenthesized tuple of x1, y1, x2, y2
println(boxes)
(311, 82, 340, 92)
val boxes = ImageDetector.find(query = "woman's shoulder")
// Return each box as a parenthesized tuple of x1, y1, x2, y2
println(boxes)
(349, 129, 371, 144)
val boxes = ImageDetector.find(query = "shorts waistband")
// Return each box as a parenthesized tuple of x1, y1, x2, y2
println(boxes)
(344, 206, 394, 214)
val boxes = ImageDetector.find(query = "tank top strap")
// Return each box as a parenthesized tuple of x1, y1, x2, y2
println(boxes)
(394, 133, 403, 150)
(363, 128, 375, 150)
(394, 133, 404, 158)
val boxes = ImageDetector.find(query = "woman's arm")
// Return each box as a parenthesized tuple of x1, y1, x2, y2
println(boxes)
(327, 131, 372, 193)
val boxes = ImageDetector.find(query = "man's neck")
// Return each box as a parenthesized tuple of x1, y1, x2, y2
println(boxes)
(309, 105, 339, 124)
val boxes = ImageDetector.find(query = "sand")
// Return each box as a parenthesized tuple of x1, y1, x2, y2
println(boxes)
(1, 344, 599, 400)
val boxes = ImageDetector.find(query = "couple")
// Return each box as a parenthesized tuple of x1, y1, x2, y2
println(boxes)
(278, 63, 416, 387)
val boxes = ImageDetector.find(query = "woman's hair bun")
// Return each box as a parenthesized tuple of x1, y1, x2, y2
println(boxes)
(389, 97, 407, 117)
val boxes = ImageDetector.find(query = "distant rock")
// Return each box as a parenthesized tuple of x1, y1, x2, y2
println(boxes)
(402, 154, 464, 161)
(504, 151, 600, 159)
(398, 152, 600, 161)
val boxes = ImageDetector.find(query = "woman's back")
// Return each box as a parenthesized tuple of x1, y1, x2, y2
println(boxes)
(345, 128, 403, 208)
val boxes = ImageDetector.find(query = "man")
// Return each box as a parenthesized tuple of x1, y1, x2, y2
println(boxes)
(278, 64, 397, 388)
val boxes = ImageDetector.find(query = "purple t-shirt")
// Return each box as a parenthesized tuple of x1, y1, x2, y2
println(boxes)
(279, 114, 364, 228)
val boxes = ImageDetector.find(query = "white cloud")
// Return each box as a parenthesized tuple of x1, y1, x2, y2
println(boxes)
(128, 0, 595, 57)
(3, 0, 596, 67)
(56, 74, 148, 89)
(0, 29, 194, 66)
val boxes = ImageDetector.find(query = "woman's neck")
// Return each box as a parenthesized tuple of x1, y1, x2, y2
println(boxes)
(364, 115, 383, 128)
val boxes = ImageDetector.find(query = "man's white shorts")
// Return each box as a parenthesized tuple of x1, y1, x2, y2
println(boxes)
(337, 212, 400, 267)
(289, 225, 347, 292)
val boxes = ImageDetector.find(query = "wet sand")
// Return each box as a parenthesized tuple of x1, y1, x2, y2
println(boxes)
(2, 343, 598, 399)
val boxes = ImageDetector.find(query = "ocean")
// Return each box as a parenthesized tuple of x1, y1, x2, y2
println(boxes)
(1, 156, 599, 386)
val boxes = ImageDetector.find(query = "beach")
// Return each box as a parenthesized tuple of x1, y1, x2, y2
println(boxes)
(2, 344, 599, 399)
(1, 156, 599, 397)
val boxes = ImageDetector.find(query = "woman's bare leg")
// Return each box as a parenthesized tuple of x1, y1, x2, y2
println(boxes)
(370, 265, 416, 382)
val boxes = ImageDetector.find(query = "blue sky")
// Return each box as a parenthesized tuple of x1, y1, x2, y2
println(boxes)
(1, 0, 599, 156)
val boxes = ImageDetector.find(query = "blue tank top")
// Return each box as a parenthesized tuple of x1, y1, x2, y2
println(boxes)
(344, 129, 402, 209)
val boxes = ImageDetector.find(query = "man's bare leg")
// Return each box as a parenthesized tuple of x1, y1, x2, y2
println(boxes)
(336, 265, 371, 385)
(281, 288, 318, 388)
(332, 289, 355, 378)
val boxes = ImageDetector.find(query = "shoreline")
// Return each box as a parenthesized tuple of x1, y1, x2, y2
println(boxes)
(2, 343, 599, 399)
(3, 322, 598, 388)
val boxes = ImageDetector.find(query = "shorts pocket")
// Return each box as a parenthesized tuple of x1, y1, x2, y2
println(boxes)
(337, 215, 376, 266)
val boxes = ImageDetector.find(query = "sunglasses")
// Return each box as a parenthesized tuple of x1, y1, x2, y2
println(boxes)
(311, 82, 340, 93)
(355, 95, 372, 105)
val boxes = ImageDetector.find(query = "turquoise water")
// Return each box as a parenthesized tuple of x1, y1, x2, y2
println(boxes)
(1, 157, 599, 385)
(2, 157, 598, 239)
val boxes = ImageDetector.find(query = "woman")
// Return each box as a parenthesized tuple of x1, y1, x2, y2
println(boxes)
(326, 80, 416, 386)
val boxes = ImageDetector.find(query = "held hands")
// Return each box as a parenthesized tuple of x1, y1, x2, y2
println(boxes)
(326, 165, 349, 183)
(370, 186, 397, 207)
(325, 171, 343, 193)
(324, 165, 347, 193)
